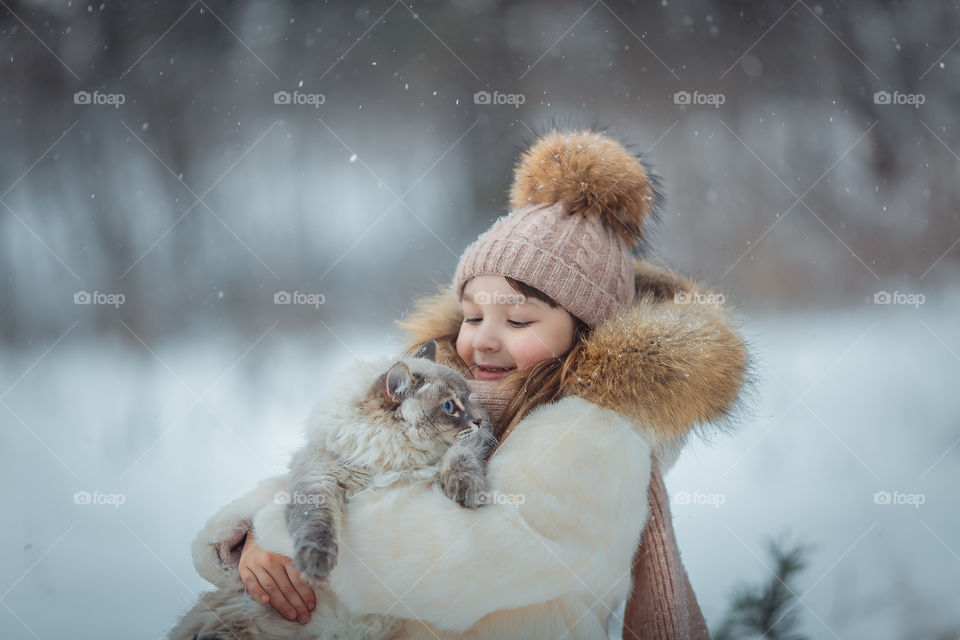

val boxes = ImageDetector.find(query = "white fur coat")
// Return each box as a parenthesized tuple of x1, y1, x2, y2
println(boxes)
(192, 396, 652, 639)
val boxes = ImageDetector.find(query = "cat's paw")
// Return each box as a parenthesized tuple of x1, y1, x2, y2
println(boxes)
(294, 540, 338, 581)
(440, 457, 489, 509)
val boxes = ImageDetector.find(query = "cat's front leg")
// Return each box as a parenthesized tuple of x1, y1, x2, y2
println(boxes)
(288, 500, 339, 581)
(440, 451, 487, 508)
(286, 449, 345, 582)
(440, 426, 495, 509)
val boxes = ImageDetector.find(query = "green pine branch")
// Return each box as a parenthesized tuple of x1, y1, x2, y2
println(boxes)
(713, 535, 814, 640)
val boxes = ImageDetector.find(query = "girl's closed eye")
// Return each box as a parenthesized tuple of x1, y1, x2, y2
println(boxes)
(462, 317, 533, 328)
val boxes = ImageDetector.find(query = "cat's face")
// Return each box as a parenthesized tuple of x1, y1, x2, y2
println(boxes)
(362, 340, 489, 455)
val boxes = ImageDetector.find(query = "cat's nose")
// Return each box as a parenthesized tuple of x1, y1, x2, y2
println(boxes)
(459, 417, 482, 432)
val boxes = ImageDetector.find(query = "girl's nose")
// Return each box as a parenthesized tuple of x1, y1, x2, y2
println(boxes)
(472, 322, 500, 352)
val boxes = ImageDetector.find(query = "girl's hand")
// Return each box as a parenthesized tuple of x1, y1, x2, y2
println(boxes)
(238, 532, 316, 624)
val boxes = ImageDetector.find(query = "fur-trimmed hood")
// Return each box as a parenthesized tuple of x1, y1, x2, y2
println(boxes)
(395, 259, 748, 467)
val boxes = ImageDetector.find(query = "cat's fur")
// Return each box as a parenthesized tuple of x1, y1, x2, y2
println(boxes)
(169, 340, 495, 640)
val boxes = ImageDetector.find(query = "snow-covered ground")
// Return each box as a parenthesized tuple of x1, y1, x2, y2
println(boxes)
(671, 298, 960, 639)
(1, 296, 958, 639)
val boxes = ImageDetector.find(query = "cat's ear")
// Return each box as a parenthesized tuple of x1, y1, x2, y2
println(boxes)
(385, 362, 412, 404)
(414, 339, 437, 362)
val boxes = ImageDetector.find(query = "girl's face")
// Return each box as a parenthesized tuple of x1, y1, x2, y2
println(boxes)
(456, 275, 576, 380)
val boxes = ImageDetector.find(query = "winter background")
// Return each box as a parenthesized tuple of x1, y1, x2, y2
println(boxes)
(1, 1, 958, 638)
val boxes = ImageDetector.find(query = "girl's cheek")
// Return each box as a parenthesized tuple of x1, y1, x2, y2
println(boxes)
(526, 324, 574, 364)
(507, 334, 552, 369)
(455, 328, 472, 362)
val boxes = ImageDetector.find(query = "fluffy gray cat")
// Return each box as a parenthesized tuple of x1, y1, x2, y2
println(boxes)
(169, 340, 496, 640)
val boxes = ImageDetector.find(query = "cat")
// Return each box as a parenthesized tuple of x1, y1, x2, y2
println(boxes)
(169, 339, 496, 640)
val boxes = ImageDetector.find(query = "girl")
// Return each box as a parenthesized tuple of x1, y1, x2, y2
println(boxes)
(191, 130, 748, 639)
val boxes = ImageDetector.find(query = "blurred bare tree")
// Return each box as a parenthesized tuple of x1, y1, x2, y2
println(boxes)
(1, 0, 957, 342)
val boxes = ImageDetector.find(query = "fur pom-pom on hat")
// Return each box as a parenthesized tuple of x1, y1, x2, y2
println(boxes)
(509, 129, 659, 248)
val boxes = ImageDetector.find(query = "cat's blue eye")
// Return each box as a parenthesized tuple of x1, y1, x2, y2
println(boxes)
(442, 399, 458, 415)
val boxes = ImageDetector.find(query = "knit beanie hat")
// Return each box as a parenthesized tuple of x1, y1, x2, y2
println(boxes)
(453, 130, 661, 328)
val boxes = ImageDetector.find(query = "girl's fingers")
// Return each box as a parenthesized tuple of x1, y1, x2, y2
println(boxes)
(265, 563, 312, 624)
(239, 566, 270, 606)
(283, 561, 317, 612)
(252, 566, 300, 623)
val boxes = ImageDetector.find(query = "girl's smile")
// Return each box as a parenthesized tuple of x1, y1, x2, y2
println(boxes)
(473, 364, 517, 380)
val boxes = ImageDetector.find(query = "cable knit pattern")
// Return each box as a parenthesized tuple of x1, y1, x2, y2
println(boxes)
(452, 203, 635, 328)
(623, 457, 712, 639)
(465, 379, 516, 434)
